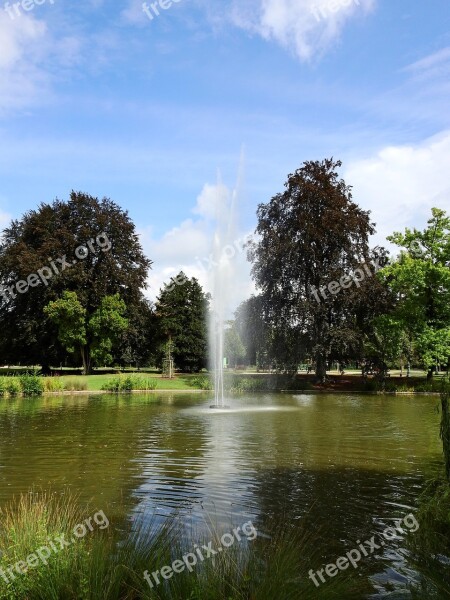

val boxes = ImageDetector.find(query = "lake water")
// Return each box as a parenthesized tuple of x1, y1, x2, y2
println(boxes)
(0, 392, 443, 597)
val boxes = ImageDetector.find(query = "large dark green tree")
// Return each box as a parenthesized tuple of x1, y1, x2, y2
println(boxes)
(155, 272, 209, 372)
(116, 298, 155, 369)
(0, 191, 151, 372)
(248, 158, 383, 381)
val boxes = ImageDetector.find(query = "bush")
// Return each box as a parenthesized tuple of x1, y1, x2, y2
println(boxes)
(19, 374, 44, 397)
(6, 377, 21, 397)
(0, 377, 6, 397)
(101, 375, 158, 392)
(190, 376, 213, 390)
(414, 379, 450, 393)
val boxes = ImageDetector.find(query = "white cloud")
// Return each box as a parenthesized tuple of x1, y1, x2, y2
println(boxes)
(121, 0, 146, 25)
(405, 46, 450, 78)
(0, 12, 50, 111)
(345, 130, 450, 251)
(141, 182, 254, 307)
(227, 0, 376, 61)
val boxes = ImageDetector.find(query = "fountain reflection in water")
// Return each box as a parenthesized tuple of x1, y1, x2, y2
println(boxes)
(209, 158, 244, 409)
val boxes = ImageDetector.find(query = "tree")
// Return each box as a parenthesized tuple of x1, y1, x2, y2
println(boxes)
(248, 158, 378, 381)
(45, 292, 128, 374)
(155, 272, 209, 372)
(381, 208, 450, 379)
(116, 298, 155, 369)
(224, 322, 246, 368)
(234, 296, 270, 367)
(0, 191, 151, 371)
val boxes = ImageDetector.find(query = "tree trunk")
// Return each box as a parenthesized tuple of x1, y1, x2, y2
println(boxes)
(81, 346, 92, 375)
(41, 363, 51, 376)
(427, 365, 435, 381)
(315, 354, 327, 383)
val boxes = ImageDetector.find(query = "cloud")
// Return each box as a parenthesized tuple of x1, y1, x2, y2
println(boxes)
(121, 0, 147, 25)
(0, 11, 50, 112)
(141, 182, 254, 307)
(405, 46, 450, 79)
(226, 0, 376, 61)
(345, 130, 450, 251)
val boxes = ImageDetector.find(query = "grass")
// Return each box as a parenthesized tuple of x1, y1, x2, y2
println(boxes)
(0, 492, 371, 600)
(0, 367, 448, 395)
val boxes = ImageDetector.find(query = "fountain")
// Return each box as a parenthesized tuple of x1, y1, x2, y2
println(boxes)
(209, 161, 243, 409)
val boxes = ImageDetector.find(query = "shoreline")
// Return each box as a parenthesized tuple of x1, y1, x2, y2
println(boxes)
(0, 389, 441, 398)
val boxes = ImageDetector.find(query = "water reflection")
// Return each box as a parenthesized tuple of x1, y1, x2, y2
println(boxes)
(0, 392, 443, 597)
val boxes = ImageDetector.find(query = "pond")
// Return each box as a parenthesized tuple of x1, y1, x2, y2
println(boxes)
(0, 392, 443, 597)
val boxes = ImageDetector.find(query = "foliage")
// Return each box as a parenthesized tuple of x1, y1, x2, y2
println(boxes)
(101, 374, 158, 392)
(19, 374, 44, 396)
(224, 323, 246, 367)
(45, 292, 128, 375)
(63, 378, 88, 391)
(89, 294, 129, 366)
(155, 272, 209, 373)
(5, 377, 21, 397)
(225, 376, 313, 393)
(43, 378, 65, 392)
(248, 158, 389, 381)
(381, 208, 450, 378)
(0, 191, 151, 371)
(44, 291, 87, 354)
(116, 299, 155, 368)
(0, 491, 369, 600)
(190, 376, 213, 390)
(0, 492, 102, 600)
(234, 295, 270, 367)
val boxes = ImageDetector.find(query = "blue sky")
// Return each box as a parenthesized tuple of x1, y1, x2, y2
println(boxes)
(0, 0, 449, 302)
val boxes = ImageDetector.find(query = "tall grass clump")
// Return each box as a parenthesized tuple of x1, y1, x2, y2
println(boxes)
(0, 377, 6, 397)
(63, 378, 88, 392)
(101, 375, 158, 393)
(0, 492, 106, 600)
(0, 492, 369, 600)
(43, 377, 65, 393)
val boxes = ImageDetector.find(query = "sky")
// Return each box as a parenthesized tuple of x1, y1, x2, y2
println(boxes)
(0, 0, 449, 307)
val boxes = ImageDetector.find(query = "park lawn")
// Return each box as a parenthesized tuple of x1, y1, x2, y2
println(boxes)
(58, 373, 200, 391)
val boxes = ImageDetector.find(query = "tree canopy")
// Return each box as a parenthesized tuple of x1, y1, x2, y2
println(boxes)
(0, 191, 151, 371)
(154, 272, 209, 373)
(380, 208, 450, 378)
(248, 158, 387, 380)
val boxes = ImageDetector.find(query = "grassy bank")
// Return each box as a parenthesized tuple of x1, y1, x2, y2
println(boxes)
(0, 369, 448, 396)
(0, 492, 369, 600)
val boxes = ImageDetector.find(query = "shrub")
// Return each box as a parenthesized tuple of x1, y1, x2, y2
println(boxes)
(19, 374, 44, 397)
(101, 375, 158, 392)
(190, 376, 213, 390)
(6, 377, 21, 397)
(414, 379, 450, 393)
(0, 377, 6, 397)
